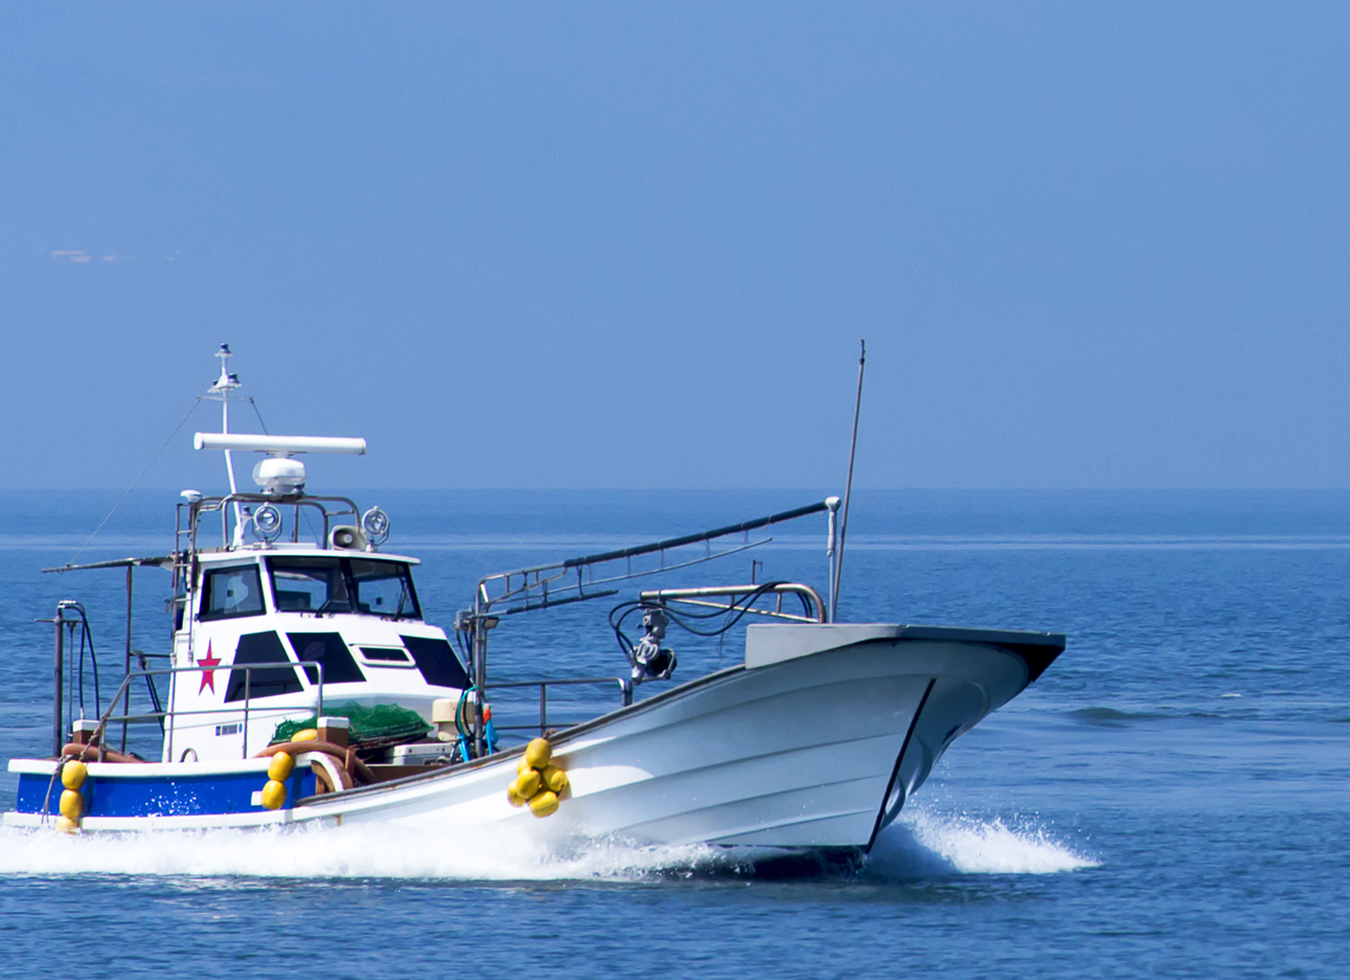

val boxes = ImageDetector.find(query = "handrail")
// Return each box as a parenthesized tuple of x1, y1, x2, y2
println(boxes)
(180, 492, 360, 556)
(639, 583, 827, 624)
(67, 660, 327, 762)
(485, 676, 633, 739)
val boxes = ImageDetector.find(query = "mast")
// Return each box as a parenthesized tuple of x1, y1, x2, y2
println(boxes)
(830, 340, 866, 623)
(204, 344, 244, 533)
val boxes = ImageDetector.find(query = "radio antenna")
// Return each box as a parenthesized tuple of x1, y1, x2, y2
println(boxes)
(830, 339, 866, 622)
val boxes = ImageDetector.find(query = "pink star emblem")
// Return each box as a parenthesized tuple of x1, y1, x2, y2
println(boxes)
(198, 642, 222, 694)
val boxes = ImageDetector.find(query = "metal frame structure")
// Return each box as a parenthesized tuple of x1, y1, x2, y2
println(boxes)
(459, 500, 837, 757)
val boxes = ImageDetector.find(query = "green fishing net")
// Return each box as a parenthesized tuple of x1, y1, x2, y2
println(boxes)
(271, 701, 431, 746)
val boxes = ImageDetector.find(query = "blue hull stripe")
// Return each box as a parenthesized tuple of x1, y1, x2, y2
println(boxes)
(15, 768, 317, 817)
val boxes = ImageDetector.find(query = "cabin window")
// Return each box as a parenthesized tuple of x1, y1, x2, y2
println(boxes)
(268, 557, 352, 613)
(288, 632, 366, 686)
(401, 635, 470, 689)
(266, 556, 422, 621)
(199, 565, 265, 621)
(358, 646, 415, 666)
(350, 558, 421, 620)
(225, 631, 303, 701)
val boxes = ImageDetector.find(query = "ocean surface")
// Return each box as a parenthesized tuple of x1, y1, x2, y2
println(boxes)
(1, 488, 1347, 978)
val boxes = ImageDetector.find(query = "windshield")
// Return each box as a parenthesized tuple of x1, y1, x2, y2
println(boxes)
(348, 558, 420, 618)
(267, 556, 421, 620)
(269, 558, 350, 613)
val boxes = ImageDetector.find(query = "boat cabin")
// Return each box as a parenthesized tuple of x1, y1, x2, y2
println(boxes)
(164, 491, 470, 764)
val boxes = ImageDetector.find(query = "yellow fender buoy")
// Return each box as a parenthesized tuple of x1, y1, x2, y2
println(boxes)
(524, 738, 552, 769)
(59, 788, 83, 821)
(55, 815, 79, 834)
(529, 790, 559, 817)
(267, 751, 295, 782)
(508, 739, 565, 813)
(61, 760, 88, 791)
(513, 768, 542, 799)
(260, 779, 287, 810)
(541, 765, 569, 795)
(292, 728, 319, 742)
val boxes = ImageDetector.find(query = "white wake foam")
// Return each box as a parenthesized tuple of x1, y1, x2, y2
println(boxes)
(0, 823, 730, 881)
(868, 808, 1098, 877)
(0, 809, 1095, 881)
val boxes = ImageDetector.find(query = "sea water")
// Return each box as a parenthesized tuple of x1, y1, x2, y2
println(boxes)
(1, 489, 1346, 978)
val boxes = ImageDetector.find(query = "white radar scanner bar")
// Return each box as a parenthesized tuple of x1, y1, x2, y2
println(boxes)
(193, 433, 367, 454)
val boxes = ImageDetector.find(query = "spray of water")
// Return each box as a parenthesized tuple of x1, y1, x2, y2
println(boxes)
(867, 807, 1099, 877)
(0, 808, 1096, 881)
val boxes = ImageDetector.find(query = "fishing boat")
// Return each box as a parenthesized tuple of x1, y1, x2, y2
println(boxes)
(5, 346, 1064, 853)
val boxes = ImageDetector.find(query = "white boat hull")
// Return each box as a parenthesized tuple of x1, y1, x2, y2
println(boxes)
(7, 625, 1061, 849)
(319, 628, 1043, 848)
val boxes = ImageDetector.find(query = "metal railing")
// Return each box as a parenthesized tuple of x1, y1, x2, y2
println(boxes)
(485, 676, 633, 739)
(638, 583, 827, 624)
(178, 492, 359, 557)
(71, 660, 327, 762)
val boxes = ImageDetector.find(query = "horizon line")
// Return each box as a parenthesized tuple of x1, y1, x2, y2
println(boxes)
(5, 486, 1350, 494)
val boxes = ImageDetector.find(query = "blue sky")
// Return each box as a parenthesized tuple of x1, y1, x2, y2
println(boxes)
(2, 2, 1348, 490)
